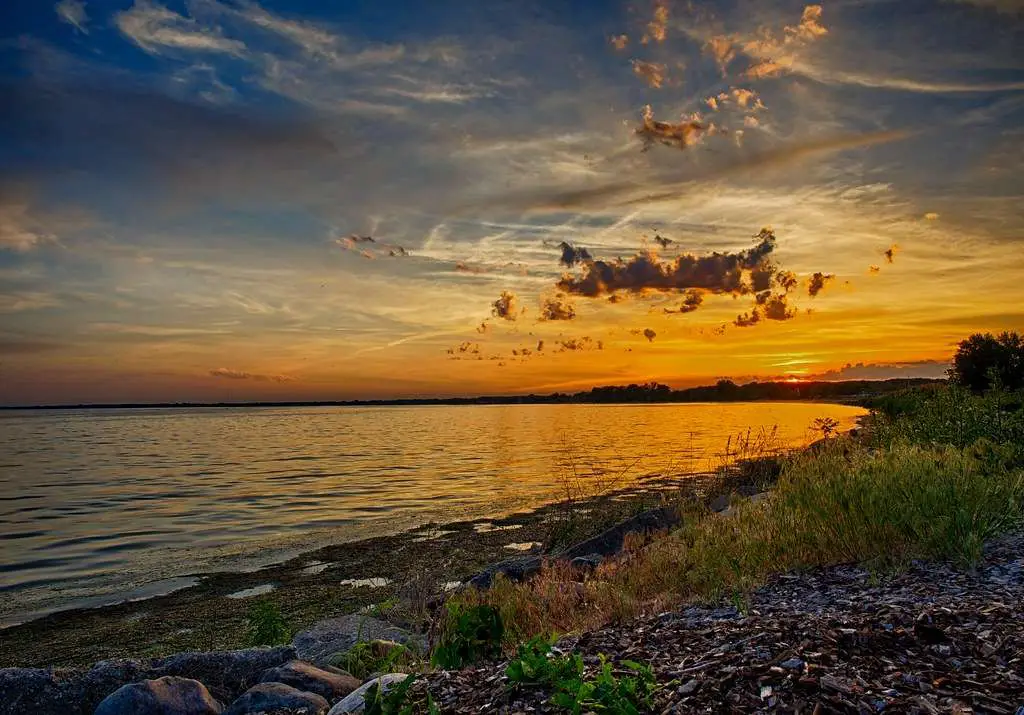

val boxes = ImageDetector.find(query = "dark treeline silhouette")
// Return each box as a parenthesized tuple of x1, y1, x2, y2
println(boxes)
(1, 378, 941, 410)
(950, 331, 1023, 393)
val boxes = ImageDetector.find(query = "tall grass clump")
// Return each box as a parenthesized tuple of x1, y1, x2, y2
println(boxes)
(446, 438, 1024, 649)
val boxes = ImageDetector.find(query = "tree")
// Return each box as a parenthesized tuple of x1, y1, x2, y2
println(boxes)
(950, 331, 1024, 393)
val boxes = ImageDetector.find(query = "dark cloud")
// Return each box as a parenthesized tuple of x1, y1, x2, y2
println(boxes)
(635, 104, 714, 151)
(536, 340, 545, 352)
(447, 341, 480, 355)
(733, 309, 761, 328)
(556, 229, 777, 298)
(775, 270, 798, 292)
(491, 290, 518, 321)
(869, 265, 881, 274)
(557, 241, 593, 267)
(884, 244, 899, 264)
(664, 289, 703, 314)
(388, 246, 409, 257)
(762, 293, 796, 321)
(540, 296, 576, 321)
(0, 337, 64, 355)
(653, 234, 673, 249)
(348, 235, 375, 243)
(807, 272, 835, 297)
(643, 328, 656, 342)
(209, 367, 293, 382)
(556, 336, 603, 351)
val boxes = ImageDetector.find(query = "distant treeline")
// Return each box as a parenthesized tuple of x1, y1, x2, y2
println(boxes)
(1, 378, 942, 410)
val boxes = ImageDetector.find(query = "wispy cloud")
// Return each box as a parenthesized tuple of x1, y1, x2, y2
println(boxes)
(55, 0, 89, 33)
(209, 367, 294, 382)
(115, 0, 246, 56)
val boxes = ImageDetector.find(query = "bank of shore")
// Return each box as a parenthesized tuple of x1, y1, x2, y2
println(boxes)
(0, 466, 752, 669)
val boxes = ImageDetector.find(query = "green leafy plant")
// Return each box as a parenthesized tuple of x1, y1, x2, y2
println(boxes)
(364, 674, 440, 715)
(244, 601, 290, 646)
(506, 637, 659, 714)
(431, 603, 504, 668)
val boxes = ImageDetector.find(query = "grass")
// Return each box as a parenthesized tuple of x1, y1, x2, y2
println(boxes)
(438, 385, 1024, 651)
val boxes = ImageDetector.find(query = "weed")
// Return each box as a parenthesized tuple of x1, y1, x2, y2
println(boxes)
(431, 603, 504, 668)
(332, 640, 418, 680)
(363, 674, 439, 715)
(506, 637, 659, 714)
(244, 601, 289, 647)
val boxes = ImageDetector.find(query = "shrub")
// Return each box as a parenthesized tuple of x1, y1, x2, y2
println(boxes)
(363, 674, 439, 715)
(431, 603, 504, 668)
(245, 601, 290, 647)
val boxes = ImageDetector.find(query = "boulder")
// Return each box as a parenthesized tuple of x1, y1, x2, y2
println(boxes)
(224, 682, 328, 715)
(292, 616, 425, 667)
(0, 660, 149, 715)
(0, 646, 295, 715)
(258, 660, 359, 701)
(93, 676, 222, 715)
(554, 506, 681, 561)
(465, 555, 542, 589)
(326, 674, 409, 715)
(569, 553, 603, 574)
(154, 646, 297, 704)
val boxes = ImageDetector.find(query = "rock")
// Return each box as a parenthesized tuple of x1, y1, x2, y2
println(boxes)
(554, 506, 681, 561)
(569, 553, 602, 573)
(292, 616, 426, 667)
(223, 683, 328, 715)
(779, 657, 804, 670)
(0, 647, 295, 715)
(677, 678, 700, 695)
(465, 555, 543, 589)
(258, 660, 359, 701)
(93, 676, 222, 715)
(0, 660, 150, 715)
(326, 674, 409, 715)
(153, 647, 298, 704)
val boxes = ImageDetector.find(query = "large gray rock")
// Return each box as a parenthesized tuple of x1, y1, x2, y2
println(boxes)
(93, 676, 222, 715)
(553, 506, 680, 560)
(154, 647, 297, 704)
(224, 682, 328, 715)
(465, 555, 542, 589)
(0, 660, 149, 715)
(0, 646, 295, 715)
(258, 660, 359, 701)
(326, 674, 409, 715)
(292, 616, 425, 667)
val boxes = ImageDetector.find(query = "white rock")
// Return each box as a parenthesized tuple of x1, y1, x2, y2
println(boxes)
(326, 674, 409, 714)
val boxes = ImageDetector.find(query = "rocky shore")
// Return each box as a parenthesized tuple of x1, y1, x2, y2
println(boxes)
(427, 532, 1024, 713)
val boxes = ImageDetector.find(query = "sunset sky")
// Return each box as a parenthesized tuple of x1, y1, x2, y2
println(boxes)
(1, 0, 1022, 404)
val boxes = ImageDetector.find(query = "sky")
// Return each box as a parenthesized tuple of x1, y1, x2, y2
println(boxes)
(0, 0, 1022, 404)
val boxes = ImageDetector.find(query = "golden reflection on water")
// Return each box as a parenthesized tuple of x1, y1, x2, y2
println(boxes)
(0, 402, 864, 622)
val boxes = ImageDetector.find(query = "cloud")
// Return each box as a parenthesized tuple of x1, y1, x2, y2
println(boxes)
(55, 0, 89, 33)
(869, 265, 881, 274)
(556, 336, 603, 351)
(540, 297, 576, 321)
(556, 230, 777, 298)
(775, 270, 798, 292)
(447, 341, 480, 355)
(704, 36, 736, 73)
(808, 360, 951, 381)
(924, 212, 940, 220)
(635, 105, 714, 151)
(0, 337, 64, 355)
(740, 4, 829, 80)
(491, 290, 518, 320)
(762, 293, 796, 321)
(610, 34, 629, 50)
(209, 367, 294, 382)
(664, 289, 703, 314)
(643, 328, 657, 342)
(116, 0, 247, 56)
(653, 234, 673, 249)
(641, 1, 670, 44)
(733, 309, 761, 328)
(807, 272, 835, 297)
(557, 241, 593, 267)
(950, 0, 1024, 14)
(632, 60, 667, 89)
(884, 244, 899, 263)
(0, 292, 61, 313)
(0, 198, 53, 252)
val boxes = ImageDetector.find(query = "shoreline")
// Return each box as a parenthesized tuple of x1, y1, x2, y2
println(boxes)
(0, 467, 754, 668)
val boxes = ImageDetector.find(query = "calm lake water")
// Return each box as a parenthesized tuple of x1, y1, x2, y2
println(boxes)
(0, 402, 864, 626)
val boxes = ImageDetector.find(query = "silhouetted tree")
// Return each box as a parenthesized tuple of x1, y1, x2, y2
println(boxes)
(950, 331, 1024, 393)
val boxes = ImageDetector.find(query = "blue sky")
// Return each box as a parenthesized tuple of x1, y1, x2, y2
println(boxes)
(0, 0, 1022, 404)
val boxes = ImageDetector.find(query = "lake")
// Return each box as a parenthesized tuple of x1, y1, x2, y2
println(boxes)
(0, 402, 864, 626)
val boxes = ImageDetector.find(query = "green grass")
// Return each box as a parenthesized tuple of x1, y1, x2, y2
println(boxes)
(444, 433, 1024, 649)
